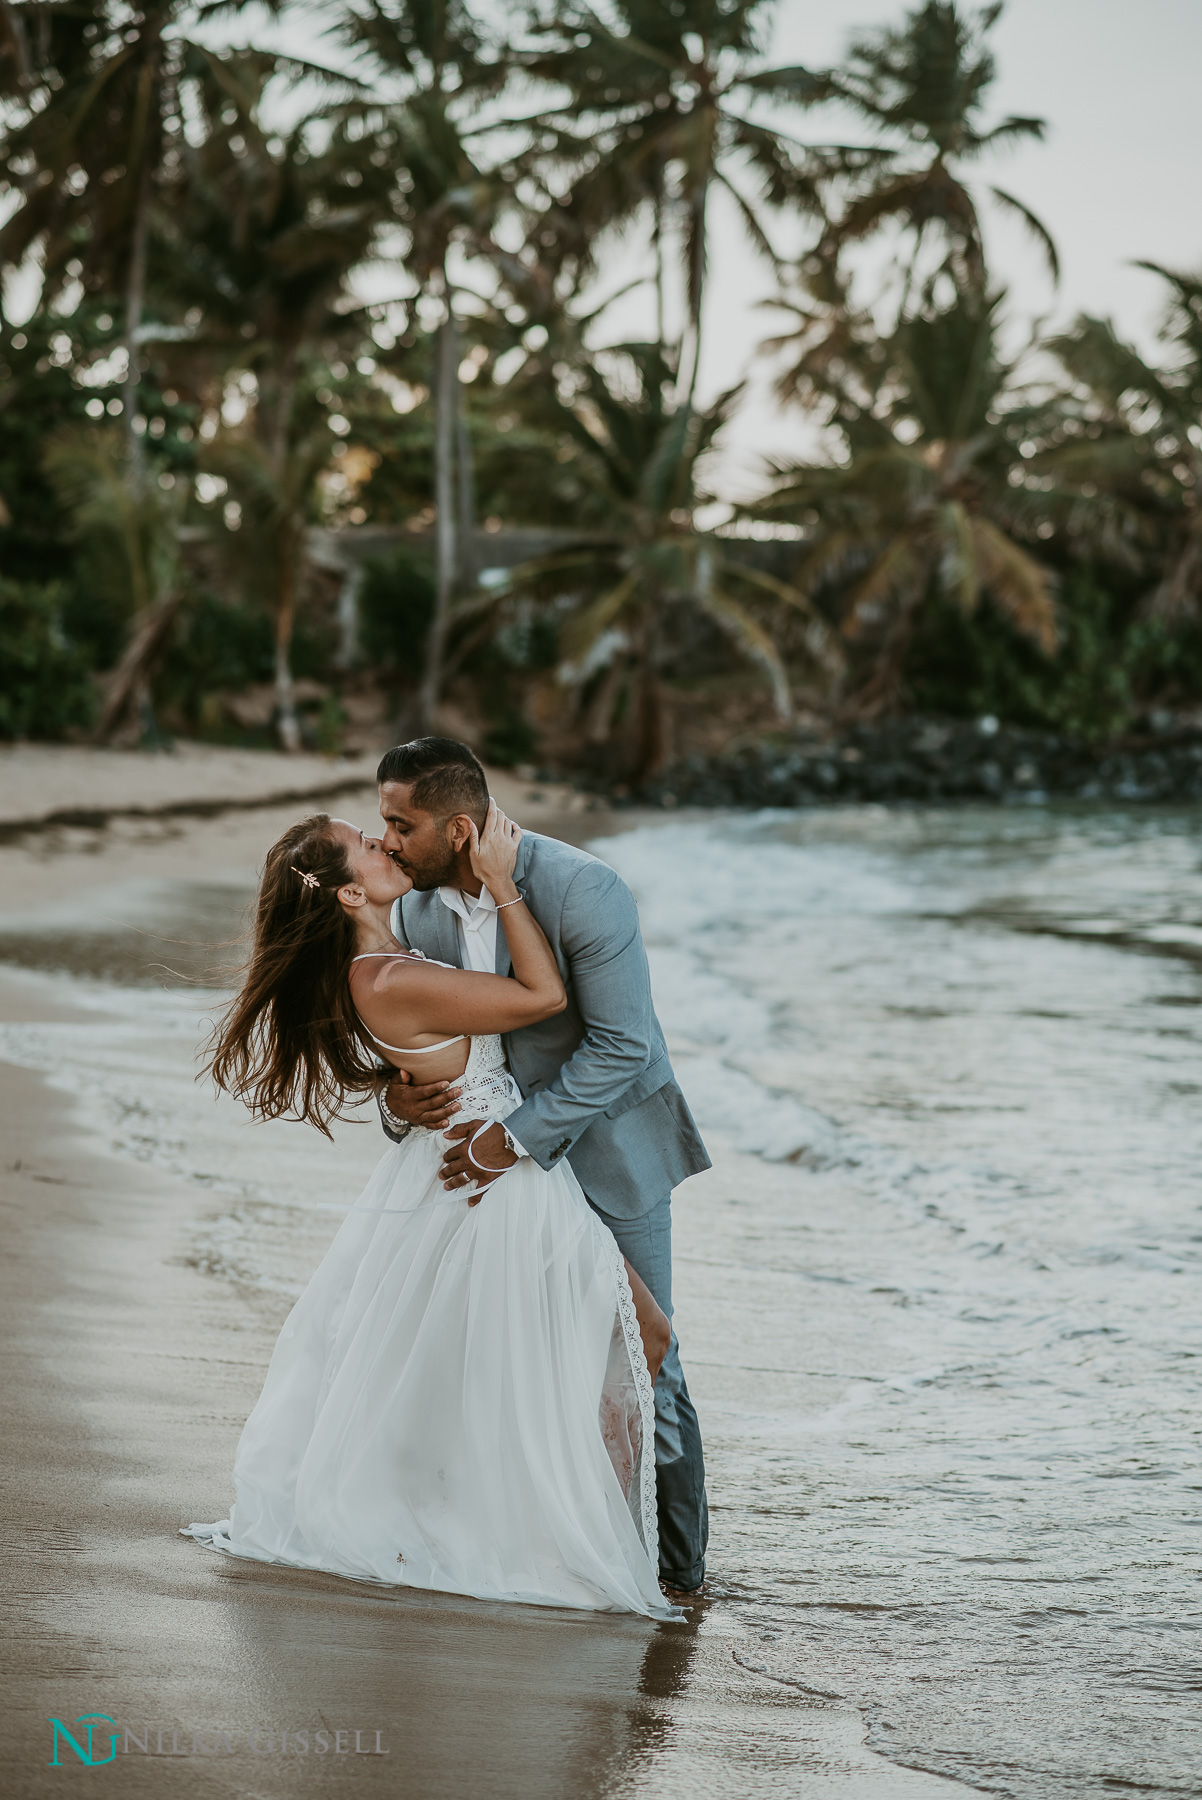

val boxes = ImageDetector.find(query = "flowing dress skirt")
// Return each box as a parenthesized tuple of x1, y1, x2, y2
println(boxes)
(183, 1050, 673, 1621)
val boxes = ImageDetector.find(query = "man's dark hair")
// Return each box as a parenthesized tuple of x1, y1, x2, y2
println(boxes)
(376, 737, 489, 824)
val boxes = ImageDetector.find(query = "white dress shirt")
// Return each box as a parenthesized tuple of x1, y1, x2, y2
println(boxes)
(438, 884, 528, 1161)
(437, 882, 500, 976)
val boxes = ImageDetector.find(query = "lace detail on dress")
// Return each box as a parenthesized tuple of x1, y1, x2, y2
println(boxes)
(411, 1034, 521, 1131)
(605, 1245, 660, 1570)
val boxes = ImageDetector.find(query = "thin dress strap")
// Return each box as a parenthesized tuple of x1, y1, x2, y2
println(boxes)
(349, 949, 466, 1057)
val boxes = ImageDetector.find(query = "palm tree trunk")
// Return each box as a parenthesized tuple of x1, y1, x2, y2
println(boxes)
(652, 184, 666, 358)
(122, 25, 162, 477)
(682, 177, 709, 406)
(456, 367, 475, 592)
(417, 288, 459, 731)
(266, 347, 303, 752)
(122, 160, 150, 476)
(630, 611, 669, 782)
(94, 591, 180, 741)
(274, 532, 302, 754)
(583, 658, 627, 744)
(266, 345, 298, 482)
(847, 590, 922, 719)
(631, 665, 669, 784)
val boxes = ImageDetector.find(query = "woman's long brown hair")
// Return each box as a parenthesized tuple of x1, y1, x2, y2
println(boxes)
(207, 813, 379, 1136)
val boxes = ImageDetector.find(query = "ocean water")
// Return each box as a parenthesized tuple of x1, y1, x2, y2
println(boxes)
(1, 804, 1199, 1798)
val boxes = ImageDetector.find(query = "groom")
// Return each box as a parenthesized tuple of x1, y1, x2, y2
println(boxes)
(375, 736, 711, 1593)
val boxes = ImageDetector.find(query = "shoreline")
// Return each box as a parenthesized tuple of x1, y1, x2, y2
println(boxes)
(8, 717, 1202, 865)
(0, 753, 633, 985)
(0, 741, 599, 846)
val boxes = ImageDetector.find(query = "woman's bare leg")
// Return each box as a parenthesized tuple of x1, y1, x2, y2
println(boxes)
(624, 1257, 671, 1385)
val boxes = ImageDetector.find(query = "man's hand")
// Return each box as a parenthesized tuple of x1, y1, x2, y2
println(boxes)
(385, 1067, 462, 1130)
(439, 1119, 517, 1204)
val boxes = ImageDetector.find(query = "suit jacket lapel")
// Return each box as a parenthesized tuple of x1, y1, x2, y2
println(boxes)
(495, 834, 535, 976)
(494, 905, 512, 978)
(435, 894, 462, 967)
(400, 891, 463, 967)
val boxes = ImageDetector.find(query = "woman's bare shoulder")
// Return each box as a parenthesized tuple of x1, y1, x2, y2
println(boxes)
(351, 952, 459, 1001)
(348, 952, 416, 999)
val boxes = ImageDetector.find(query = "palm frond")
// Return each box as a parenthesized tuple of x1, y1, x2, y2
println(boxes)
(969, 516, 1057, 651)
(716, 556, 846, 679)
(638, 405, 694, 516)
(700, 586, 791, 720)
(560, 566, 640, 663)
(734, 64, 830, 101)
(713, 169, 779, 270)
(841, 537, 921, 638)
(989, 184, 1059, 284)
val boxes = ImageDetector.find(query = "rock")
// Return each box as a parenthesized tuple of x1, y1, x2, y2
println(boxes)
(621, 716, 1202, 811)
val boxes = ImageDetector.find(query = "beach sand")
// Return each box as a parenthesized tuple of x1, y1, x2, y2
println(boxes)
(0, 746, 970, 1797)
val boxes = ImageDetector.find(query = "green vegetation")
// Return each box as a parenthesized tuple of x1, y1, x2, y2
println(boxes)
(1, 0, 1199, 778)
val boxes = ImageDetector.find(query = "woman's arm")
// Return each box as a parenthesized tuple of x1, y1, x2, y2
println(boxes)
(358, 803, 566, 1045)
(469, 801, 567, 1024)
(364, 958, 563, 1042)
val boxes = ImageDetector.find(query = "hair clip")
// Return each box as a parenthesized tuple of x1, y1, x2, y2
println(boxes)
(291, 866, 321, 890)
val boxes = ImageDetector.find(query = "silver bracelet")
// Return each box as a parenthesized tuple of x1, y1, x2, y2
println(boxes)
(377, 1081, 412, 1138)
(494, 891, 524, 910)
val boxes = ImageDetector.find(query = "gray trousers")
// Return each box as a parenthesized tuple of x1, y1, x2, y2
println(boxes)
(588, 1194, 709, 1590)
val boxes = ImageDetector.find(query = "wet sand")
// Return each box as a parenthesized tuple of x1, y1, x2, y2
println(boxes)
(0, 749, 973, 1796)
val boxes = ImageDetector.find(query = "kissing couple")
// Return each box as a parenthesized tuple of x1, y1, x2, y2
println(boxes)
(184, 736, 711, 1619)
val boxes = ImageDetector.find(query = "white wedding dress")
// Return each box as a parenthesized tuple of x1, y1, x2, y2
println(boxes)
(183, 1031, 676, 1620)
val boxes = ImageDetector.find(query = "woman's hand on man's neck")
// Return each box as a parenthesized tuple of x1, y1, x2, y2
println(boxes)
(452, 844, 483, 899)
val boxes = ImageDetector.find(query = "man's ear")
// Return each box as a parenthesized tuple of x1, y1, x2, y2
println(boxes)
(446, 814, 473, 853)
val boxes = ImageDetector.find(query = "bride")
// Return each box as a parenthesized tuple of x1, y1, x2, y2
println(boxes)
(182, 801, 678, 1621)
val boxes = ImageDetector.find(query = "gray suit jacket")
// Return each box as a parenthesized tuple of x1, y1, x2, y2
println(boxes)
(390, 830, 710, 1219)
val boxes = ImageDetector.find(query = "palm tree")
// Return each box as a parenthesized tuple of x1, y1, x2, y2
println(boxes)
(521, 0, 823, 398)
(818, 0, 1056, 298)
(0, 3, 305, 741)
(338, 0, 509, 729)
(467, 342, 840, 779)
(1037, 266, 1202, 620)
(202, 430, 335, 745)
(161, 54, 387, 748)
(758, 284, 1056, 712)
(0, 1, 280, 461)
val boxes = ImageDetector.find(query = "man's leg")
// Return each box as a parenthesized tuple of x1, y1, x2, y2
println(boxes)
(588, 1193, 708, 1591)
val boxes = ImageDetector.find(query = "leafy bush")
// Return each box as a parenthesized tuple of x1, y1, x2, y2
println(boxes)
(903, 575, 1160, 740)
(358, 550, 435, 684)
(58, 577, 132, 672)
(0, 313, 121, 589)
(481, 710, 540, 768)
(150, 589, 274, 734)
(0, 580, 97, 739)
